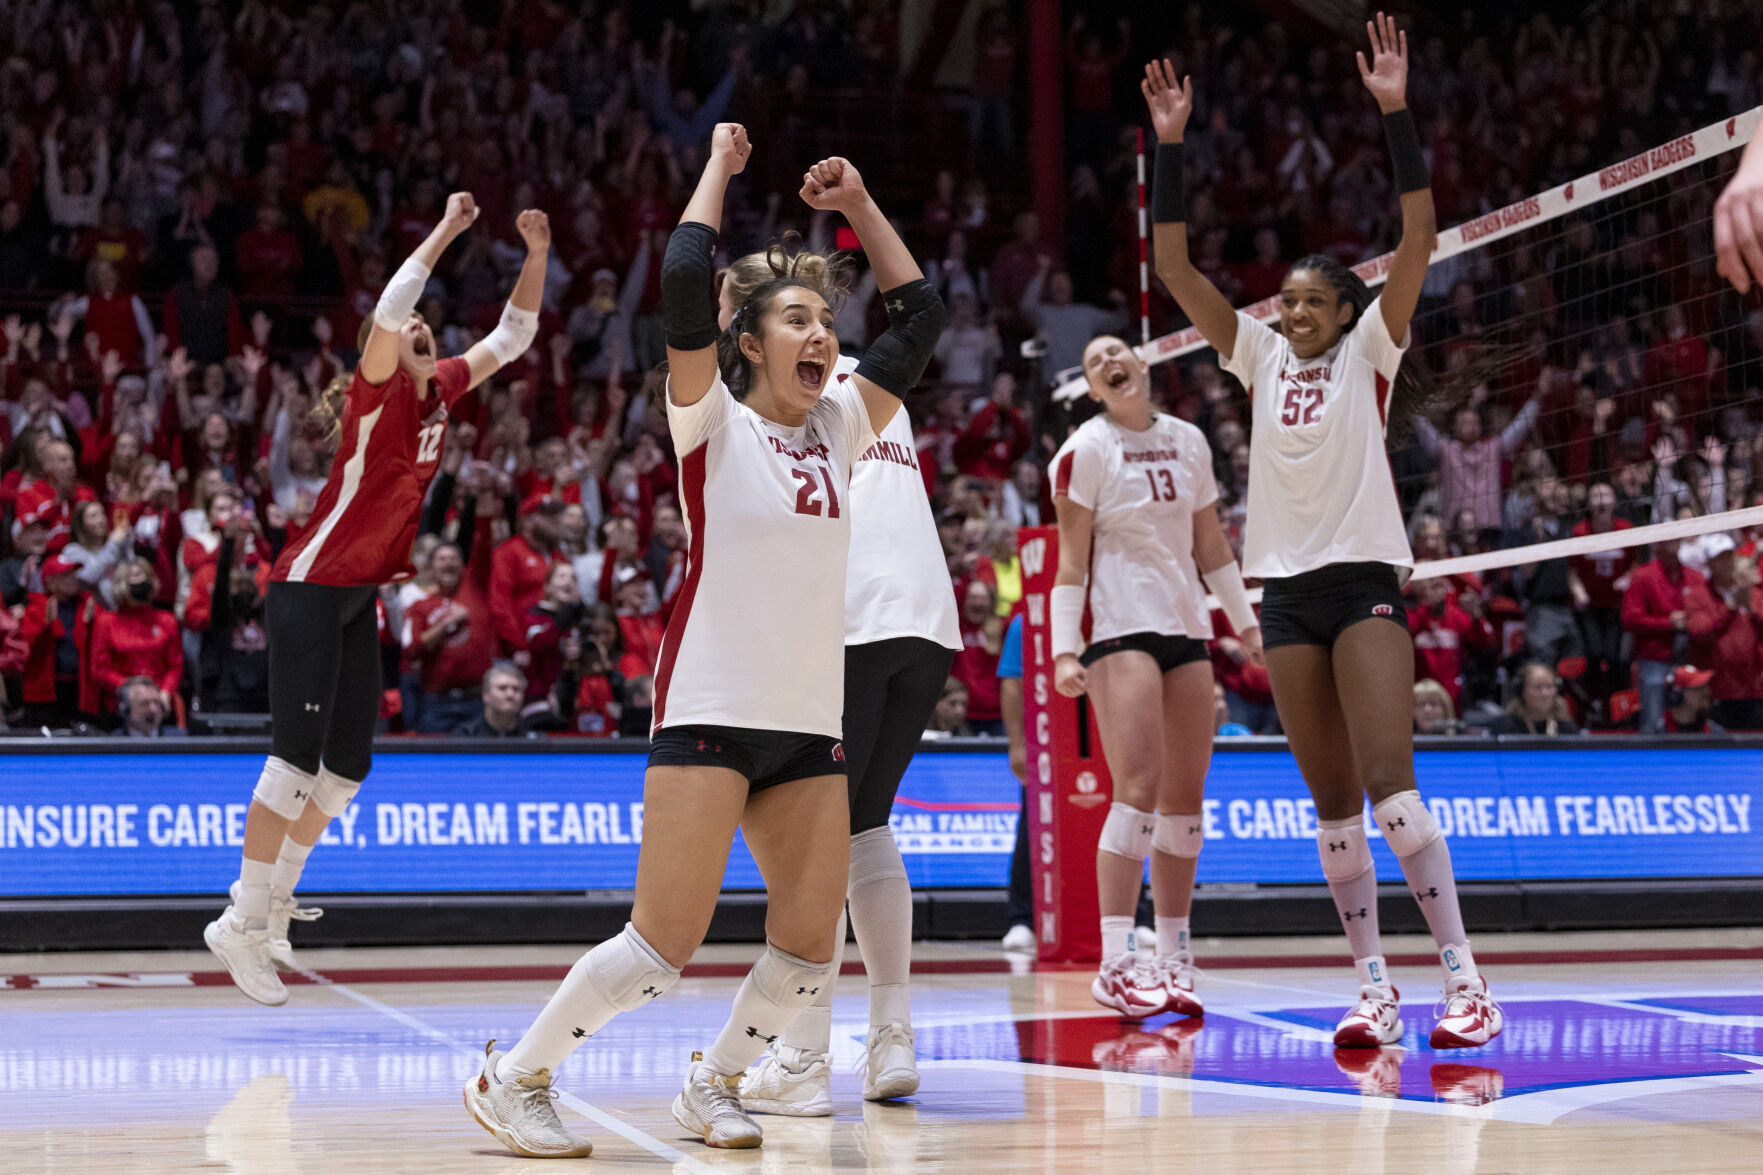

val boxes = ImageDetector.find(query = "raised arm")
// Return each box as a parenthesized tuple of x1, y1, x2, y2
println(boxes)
(1357, 12, 1435, 345)
(1141, 60, 1238, 360)
(800, 156, 947, 436)
(464, 210, 550, 390)
(661, 123, 751, 409)
(359, 192, 478, 386)
(1715, 128, 1763, 294)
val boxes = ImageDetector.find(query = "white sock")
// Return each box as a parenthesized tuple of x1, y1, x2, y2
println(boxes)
(700, 945, 835, 1077)
(1440, 941, 1477, 987)
(1393, 836, 1470, 951)
(1100, 915, 1135, 960)
(777, 909, 843, 1057)
(846, 827, 913, 1020)
(1355, 955, 1392, 992)
(269, 837, 315, 901)
(237, 858, 273, 929)
(1154, 915, 1190, 959)
(502, 924, 679, 1079)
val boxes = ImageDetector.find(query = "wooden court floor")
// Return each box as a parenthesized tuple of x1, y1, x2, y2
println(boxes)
(3, 928, 1761, 1174)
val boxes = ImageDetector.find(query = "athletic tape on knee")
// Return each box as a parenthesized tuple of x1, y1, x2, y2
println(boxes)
(311, 765, 362, 818)
(751, 942, 838, 1009)
(252, 756, 317, 821)
(1372, 791, 1441, 857)
(847, 826, 908, 894)
(1098, 803, 1155, 861)
(591, 923, 681, 1013)
(1316, 816, 1374, 881)
(1152, 812, 1204, 859)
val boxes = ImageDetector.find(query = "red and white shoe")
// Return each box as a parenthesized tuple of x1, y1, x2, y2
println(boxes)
(1091, 954, 1168, 1018)
(1150, 952, 1203, 1018)
(1334, 985, 1404, 1048)
(1430, 1062, 1504, 1105)
(1430, 975, 1503, 1048)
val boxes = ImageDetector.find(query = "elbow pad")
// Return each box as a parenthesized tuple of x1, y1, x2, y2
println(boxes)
(660, 221, 721, 352)
(484, 302, 539, 366)
(374, 255, 433, 332)
(855, 279, 947, 398)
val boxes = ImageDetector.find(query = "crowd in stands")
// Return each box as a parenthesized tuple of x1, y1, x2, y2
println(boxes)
(1, 0, 1761, 738)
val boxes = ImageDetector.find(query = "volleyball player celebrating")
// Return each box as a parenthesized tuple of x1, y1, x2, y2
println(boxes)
(717, 247, 961, 1113)
(204, 194, 551, 1005)
(1142, 15, 1502, 1049)
(1049, 335, 1261, 1018)
(465, 125, 947, 1156)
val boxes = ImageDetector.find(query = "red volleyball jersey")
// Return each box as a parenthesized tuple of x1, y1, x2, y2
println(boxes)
(273, 358, 471, 587)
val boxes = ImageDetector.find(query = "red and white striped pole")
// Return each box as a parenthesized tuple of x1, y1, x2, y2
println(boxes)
(1135, 127, 1150, 347)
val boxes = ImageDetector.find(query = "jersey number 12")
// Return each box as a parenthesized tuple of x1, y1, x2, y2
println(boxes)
(415, 423, 445, 464)
(791, 464, 842, 518)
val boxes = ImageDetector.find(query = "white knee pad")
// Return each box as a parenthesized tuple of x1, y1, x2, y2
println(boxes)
(1152, 812, 1204, 859)
(848, 826, 908, 894)
(312, 765, 363, 818)
(252, 757, 317, 821)
(1372, 791, 1441, 857)
(1316, 816, 1373, 881)
(590, 923, 682, 1013)
(752, 942, 839, 1009)
(1098, 803, 1155, 861)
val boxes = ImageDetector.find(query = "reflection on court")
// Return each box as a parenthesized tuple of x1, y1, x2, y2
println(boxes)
(3, 932, 1760, 1173)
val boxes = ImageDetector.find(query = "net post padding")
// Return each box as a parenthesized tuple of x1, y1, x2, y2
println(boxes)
(1018, 525, 1111, 963)
(1051, 105, 1762, 401)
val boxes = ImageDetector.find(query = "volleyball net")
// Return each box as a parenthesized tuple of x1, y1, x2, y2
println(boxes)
(1053, 106, 1763, 589)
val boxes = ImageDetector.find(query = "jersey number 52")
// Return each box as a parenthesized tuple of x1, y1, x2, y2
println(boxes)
(1280, 385, 1324, 427)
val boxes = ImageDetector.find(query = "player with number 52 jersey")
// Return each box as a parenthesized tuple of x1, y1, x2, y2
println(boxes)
(205, 193, 552, 1011)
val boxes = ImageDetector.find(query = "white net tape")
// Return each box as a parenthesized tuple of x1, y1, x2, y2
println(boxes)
(1053, 105, 1761, 402)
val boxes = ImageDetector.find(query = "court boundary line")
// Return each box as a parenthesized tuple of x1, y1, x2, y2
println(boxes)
(297, 967, 724, 1175)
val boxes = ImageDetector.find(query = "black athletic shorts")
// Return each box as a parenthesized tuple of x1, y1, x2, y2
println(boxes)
(1258, 561, 1409, 650)
(1079, 630, 1210, 671)
(648, 723, 846, 792)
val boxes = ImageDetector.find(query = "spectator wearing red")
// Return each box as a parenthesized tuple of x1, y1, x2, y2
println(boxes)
(18, 554, 99, 725)
(162, 244, 245, 365)
(1407, 577, 1496, 707)
(1569, 483, 1636, 713)
(643, 502, 688, 612)
(234, 204, 304, 304)
(1642, 306, 1711, 428)
(952, 578, 1003, 736)
(90, 558, 182, 717)
(558, 613, 624, 738)
(1662, 666, 1720, 733)
(611, 565, 665, 678)
(1213, 623, 1276, 734)
(490, 494, 560, 658)
(522, 563, 584, 703)
(1622, 543, 1704, 734)
(179, 485, 245, 615)
(1685, 533, 1763, 731)
(196, 513, 272, 713)
(954, 373, 1029, 483)
(74, 200, 151, 294)
(14, 436, 96, 553)
(65, 258, 155, 368)
(404, 542, 498, 734)
(1233, 227, 1288, 303)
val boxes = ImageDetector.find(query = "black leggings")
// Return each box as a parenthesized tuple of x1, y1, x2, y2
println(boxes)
(266, 581, 381, 782)
(842, 637, 955, 835)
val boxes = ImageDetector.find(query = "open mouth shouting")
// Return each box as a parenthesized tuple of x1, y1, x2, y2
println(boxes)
(795, 359, 826, 390)
(411, 332, 433, 358)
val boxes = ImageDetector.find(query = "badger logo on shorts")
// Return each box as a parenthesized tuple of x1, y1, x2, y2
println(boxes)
(1372, 604, 1393, 616)
(832, 743, 845, 762)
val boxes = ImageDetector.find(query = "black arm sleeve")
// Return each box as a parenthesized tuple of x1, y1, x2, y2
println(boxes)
(211, 535, 236, 632)
(854, 279, 948, 399)
(1152, 142, 1185, 223)
(420, 470, 457, 539)
(660, 221, 721, 352)
(1384, 108, 1429, 194)
(454, 491, 479, 566)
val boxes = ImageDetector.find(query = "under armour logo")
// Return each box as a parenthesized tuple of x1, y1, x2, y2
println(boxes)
(796, 986, 818, 996)
(745, 1027, 777, 1043)
(1140, 823, 1154, 836)
(304, 702, 320, 712)
(571, 1027, 587, 1039)
(642, 987, 660, 998)
(1342, 907, 1367, 922)
(887, 298, 905, 313)
(294, 789, 308, 800)
(1329, 840, 1348, 852)
(1188, 824, 1202, 836)
(1386, 818, 1405, 830)
(1416, 886, 1439, 900)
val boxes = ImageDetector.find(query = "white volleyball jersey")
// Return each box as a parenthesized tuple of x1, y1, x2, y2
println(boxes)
(846, 358, 961, 649)
(1052, 412, 1220, 643)
(1221, 295, 1415, 580)
(654, 369, 877, 738)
